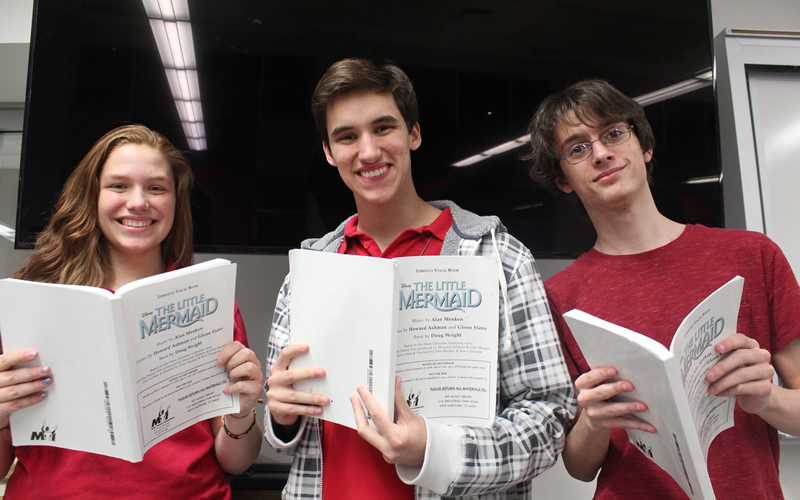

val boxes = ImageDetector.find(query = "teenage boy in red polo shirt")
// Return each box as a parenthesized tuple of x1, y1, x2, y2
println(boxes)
(264, 58, 575, 499)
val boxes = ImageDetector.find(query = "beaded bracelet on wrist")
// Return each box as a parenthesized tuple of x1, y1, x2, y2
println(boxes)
(221, 408, 256, 439)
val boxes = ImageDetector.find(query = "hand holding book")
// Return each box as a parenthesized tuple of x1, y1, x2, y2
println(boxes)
(571, 312, 772, 441)
(704, 333, 773, 414)
(265, 342, 330, 429)
(351, 376, 427, 467)
(563, 276, 745, 499)
(285, 251, 499, 432)
(573, 366, 657, 435)
(0, 259, 242, 462)
(0, 349, 52, 429)
(216, 340, 264, 419)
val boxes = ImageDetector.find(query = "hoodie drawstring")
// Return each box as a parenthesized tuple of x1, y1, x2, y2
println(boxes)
(490, 228, 513, 353)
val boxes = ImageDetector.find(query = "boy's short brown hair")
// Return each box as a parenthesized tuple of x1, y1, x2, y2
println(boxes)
(311, 58, 419, 146)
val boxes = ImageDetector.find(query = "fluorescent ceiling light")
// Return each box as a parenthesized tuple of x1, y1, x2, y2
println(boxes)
(0, 222, 15, 242)
(633, 78, 711, 107)
(685, 175, 721, 185)
(452, 137, 528, 167)
(451, 69, 713, 167)
(695, 69, 713, 81)
(142, 0, 206, 150)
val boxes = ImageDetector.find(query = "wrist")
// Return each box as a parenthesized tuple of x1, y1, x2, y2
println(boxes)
(272, 416, 301, 443)
(222, 409, 257, 439)
(228, 410, 252, 419)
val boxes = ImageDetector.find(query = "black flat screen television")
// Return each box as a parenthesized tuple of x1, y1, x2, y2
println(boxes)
(18, 0, 719, 256)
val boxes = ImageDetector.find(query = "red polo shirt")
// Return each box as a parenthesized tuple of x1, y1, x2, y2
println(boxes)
(322, 208, 452, 500)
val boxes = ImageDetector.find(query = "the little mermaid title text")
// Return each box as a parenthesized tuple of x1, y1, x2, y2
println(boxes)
(399, 280, 482, 313)
(139, 293, 218, 339)
(680, 315, 724, 380)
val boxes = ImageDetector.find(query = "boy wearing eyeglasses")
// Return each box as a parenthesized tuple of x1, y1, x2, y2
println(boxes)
(526, 78, 800, 498)
(263, 58, 576, 499)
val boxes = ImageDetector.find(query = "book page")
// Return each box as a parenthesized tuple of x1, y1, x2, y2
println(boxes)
(288, 251, 501, 430)
(119, 260, 239, 452)
(669, 276, 744, 459)
(564, 310, 714, 499)
(393, 256, 498, 427)
(289, 250, 398, 430)
(0, 281, 138, 459)
(0, 260, 240, 461)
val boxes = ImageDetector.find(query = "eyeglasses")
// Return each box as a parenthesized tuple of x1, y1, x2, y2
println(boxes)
(560, 125, 635, 165)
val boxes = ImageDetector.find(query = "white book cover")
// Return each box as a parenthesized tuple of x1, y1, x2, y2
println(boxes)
(0, 258, 240, 462)
(563, 275, 744, 500)
(288, 250, 499, 430)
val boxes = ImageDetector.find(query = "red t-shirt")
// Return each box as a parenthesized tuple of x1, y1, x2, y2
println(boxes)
(322, 208, 452, 500)
(6, 298, 249, 500)
(546, 224, 798, 499)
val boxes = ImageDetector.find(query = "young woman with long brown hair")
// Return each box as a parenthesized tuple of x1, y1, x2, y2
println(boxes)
(0, 124, 263, 499)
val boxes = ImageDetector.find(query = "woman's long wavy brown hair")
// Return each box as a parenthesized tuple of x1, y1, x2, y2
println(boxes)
(12, 124, 194, 286)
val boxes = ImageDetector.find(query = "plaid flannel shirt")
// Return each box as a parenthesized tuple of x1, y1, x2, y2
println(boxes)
(264, 200, 576, 499)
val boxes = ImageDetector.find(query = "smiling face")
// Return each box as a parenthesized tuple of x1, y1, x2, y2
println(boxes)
(554, 114, 653, 212)
(97, 143, 176, 265)
(322, 90, 421, 210)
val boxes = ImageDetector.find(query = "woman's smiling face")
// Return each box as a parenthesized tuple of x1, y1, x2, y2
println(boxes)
(97, 143, 176, 262)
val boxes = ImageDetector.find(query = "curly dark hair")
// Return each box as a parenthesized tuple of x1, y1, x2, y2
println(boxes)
(523, 78, 655, 195)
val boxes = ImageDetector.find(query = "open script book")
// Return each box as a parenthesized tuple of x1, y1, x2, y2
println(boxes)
(289, 250, 499, 430)
(0, 258, 240, 462)
(563, 275, 744, 500)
